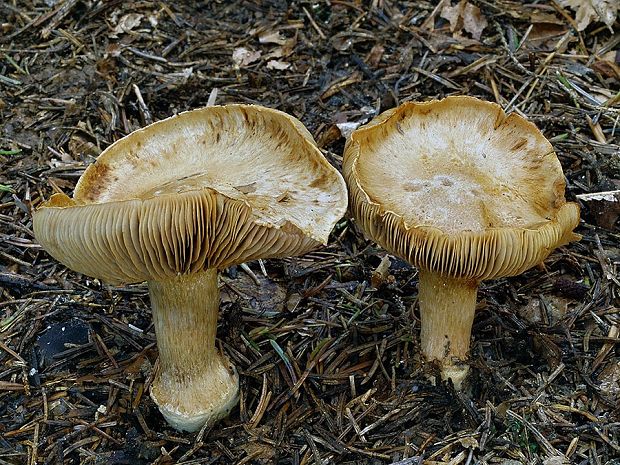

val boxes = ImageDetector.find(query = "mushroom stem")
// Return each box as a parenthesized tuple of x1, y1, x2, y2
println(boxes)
(418, 270, 478, 389)
(148, 269, 239, 432)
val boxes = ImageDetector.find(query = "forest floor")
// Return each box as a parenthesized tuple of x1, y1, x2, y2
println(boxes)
(0, 1, 619, 464)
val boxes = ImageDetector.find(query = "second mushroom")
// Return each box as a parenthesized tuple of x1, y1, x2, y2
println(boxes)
(343, 96, 580, 388)
(33, 105, 348, 431)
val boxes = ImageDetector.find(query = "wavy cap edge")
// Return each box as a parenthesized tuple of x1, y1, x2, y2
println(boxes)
(343, 97, 581, 280)
(33, 189, 321, 285)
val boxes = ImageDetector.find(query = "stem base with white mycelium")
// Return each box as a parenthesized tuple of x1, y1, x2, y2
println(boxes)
(148, 269, 239, 432)
(418, 270, 479, 389)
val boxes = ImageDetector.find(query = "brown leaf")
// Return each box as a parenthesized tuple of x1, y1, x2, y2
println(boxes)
(259, 30, 287, 45)
(462, 2, 488, 40)
(240, 437, 276, 461)
(232, 47, 262, 67)
(527, 23, 568, 43)
(69, 134, 100, 159)
(441, 0, 488, 40)
(559, 0, 618, 31)
(576, 190, 620, 230)
(221, 273, 287, 316)
(592, 60, 620, 78)
(529, 11, 566, 24)
(316, 124, 342, 148)
(366, 44, 385, 67)
(531, 332, 563, 370)
(112, 13, 143, 35)
(441, 2, 464, 33)
(591, 51, 620, 79)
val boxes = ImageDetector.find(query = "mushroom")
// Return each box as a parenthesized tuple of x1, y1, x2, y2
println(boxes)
(33, 105, 348, 431)
(343, 96, 580, 388)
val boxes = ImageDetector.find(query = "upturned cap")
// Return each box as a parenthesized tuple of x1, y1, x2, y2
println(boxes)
(343, 96, 580, 281)
(34, 105, 348, 284)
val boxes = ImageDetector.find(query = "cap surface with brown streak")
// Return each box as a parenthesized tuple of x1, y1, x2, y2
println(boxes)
(343, 96, 580, 280)
(34, 105, 348, 284)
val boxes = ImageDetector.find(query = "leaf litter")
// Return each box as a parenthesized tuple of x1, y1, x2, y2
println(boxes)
(559, 0, 618, 31)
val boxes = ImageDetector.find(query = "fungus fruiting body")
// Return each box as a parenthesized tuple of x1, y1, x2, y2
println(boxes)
(34, 105, 348, 431)
(343, 96, 580, 388)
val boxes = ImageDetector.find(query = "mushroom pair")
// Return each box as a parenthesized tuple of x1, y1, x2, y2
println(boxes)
(34, 97, 581, 434)
(33, 105, 348, 431)
(343, 96, 580, 387)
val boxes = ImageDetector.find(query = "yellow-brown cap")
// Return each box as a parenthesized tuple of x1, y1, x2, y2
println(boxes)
(34, 105, 348, 284)
(343, 96, 580, 281)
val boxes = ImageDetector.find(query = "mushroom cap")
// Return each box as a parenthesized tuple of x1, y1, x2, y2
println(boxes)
(343, 96, 580, 281)
(34, 105, 348, 284)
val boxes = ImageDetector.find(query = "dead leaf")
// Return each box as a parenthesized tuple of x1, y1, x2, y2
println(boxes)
(69, 134, 100, 159)
(105, 43, 122, 57)
(266, 60, 290, 70)
(332, 107, 375, 139)
(518, 298, 543, 324)
(441, 0, 488, 40)
(551, 277, 589, 300)
(240, 436, 276, 461)
(112, 13, 143, 35)
(147, 13, 159, 28)
(265, 47, 285, 59)
(221, 273, 287, 317)
(316, 124, 342, 147)
(232, 47, 262, 67)
(265, 39, 296, 59)
(591, 51, 620, 79)
(529, 11, 566, 24)
(259, 30, 287, 45)
(330, 31, 376, 51)
(559, 0, 618, 31)
(461, 3, 488, 40)
(336, 121, 363, 139)
(544, 295, 571, 325)
(366, 44, 385, 67)
(518, 295, 570, 326)
(531, 332, 563, 370)
(527, 22, 568, 43)
(458, 437, 479, 449)
(576, 190, 620, 230)
(591, 59, 620, 79)
(597, 361, 620, 395)
(441, 3, 462, 31)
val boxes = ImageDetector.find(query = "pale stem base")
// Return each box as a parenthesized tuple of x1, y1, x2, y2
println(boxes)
(418, 270, 479, 389)
(148, 269, 239, 432)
